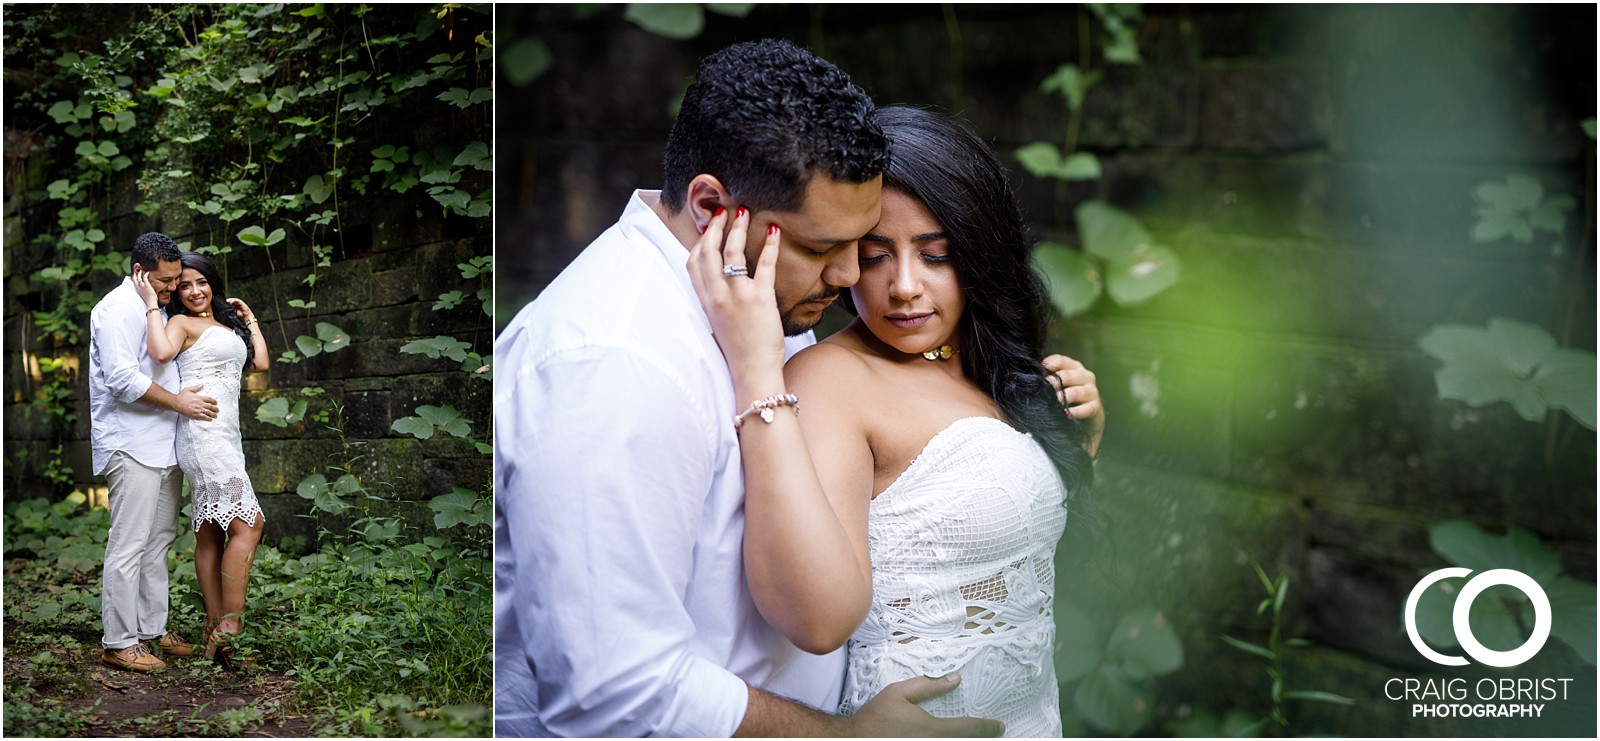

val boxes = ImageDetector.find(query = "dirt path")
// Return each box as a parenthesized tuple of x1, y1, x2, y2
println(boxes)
(4, 622, 317, 737)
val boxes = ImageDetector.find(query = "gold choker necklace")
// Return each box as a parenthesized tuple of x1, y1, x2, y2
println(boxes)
(921, 344, 956, 361)
(197, 311, 210, 318)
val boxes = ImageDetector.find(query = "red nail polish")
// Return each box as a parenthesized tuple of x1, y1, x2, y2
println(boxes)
(769, 224, 779, 235)
(713, 207, 725, 219)
(736, 207, 747, 220)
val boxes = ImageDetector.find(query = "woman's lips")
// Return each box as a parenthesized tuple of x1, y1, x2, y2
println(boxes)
(886, 313, 931, 330)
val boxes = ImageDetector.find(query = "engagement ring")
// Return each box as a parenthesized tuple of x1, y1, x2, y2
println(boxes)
(722, 265, 749, 278)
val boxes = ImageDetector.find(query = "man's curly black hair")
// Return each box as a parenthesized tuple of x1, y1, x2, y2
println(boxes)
(661, 38, 889, 214)
(131, 232, 181, 273)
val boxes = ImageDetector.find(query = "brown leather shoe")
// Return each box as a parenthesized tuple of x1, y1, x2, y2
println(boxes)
(147, 631, 196, 657)
(102, 643, 166, 672)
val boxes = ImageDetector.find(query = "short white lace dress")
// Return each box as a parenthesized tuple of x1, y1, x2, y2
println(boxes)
(838, 416, 1068, 737)
(176, 325, 264, 532)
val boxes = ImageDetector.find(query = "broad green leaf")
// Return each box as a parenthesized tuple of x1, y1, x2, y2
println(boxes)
(1529, 195, 1575, 233)
(359, 518, 401, 543)
(1060, 152, 1102, 180)
(1054, 605, 1102, 682)
(453, 141, 491, 170)
(1040, 64, 1096, 110)
(429, 488, 488, 529)
(625, 3, 704, 40)
(315, 322, 350, 353)
(1547, 577, 1597, 664)
(1584, 118, 1597, 141)
(1471, 206, 1528, 244)
(304, 174, 333, 204)
(392, 416, 436, 439)
(47, 100, 79, 123)
(1034, 242, 1101, 317)
(1016, 142, 1064, 179)
(296, 473, 329, 500)
(1419, 318, 1575, 422)
(501, 37, 552, 87)
(400, 336, 472, 361)
(706, 3, 756, 16)
(236, 225, 286, 247)
(1103, 26, 1141, 64)
(1106, 244, 1180, 306)
(256, 396, 291, 427)
(1463, 585, 1527, 652)
(1476, 175, 1544, 213)
(1534, 348, 1597, 430)
(1106, 608, 1183, 680)
(416, 404, 462, 427)
(295, 334, 322, 358)
(431, 188, 471, 212)
(1413, 574, 1465, 649)
(58, 543, 104, 573)
(1075, 663, 1153, 736)
(1429, 521, 1562, 583)
(1076, 201, 1151, 262)
(434, 290, 465, 310)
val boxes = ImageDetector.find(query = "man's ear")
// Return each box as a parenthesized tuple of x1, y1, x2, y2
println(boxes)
(684, 174, 733, 234)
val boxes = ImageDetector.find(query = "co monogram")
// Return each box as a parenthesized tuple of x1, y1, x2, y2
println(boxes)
(1403, 568, 1551, 668)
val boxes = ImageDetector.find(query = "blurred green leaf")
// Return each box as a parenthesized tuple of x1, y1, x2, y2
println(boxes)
(1106, 608, 1183, 680)
(1548, 577, 1597, 664)
(1040, 63, 1098, 110)
(1221, 634, 1274, 661)
(1105, 244, 1180, 306)
(1077, 201, 1151, 262)
(625, 3, 703, 39)
(501, 37, 552, 87)
(1419, 318, 1596, 428)
(1076, 663, 1153, 736)
(1034, 242, 1101, 317)
(1054, 605, 1103, 682)
(1429, 521, 1562, 584)
(1283, 690, 1356, 705)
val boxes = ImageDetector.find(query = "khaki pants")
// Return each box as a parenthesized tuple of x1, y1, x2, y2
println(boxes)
(100, 451, 183, 650)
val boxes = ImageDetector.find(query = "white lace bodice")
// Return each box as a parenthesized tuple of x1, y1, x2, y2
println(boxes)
(175, 325, 262, 531)
(839, 416, 1067, 737)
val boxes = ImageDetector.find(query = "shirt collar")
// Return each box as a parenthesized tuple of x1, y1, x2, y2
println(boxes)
(621, 189, 709, 327)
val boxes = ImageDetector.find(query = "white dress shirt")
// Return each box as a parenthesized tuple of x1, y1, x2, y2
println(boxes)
(89, 277, 179, 475)
(494, 191, 844, 737)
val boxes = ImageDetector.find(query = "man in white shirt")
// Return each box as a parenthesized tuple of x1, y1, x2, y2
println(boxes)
(89, 232, 219, 672)
(496, 40, 1005, 736)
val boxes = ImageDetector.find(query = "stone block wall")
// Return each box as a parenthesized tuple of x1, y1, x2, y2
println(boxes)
(498, 4, 1595, 735)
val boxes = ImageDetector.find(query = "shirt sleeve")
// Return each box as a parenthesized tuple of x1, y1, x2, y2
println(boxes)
(497, 340, 749, 737)
(92, 297, 156, 405)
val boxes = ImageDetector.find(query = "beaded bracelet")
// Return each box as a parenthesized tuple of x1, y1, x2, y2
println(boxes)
(145, 306, 162, 316)
(733, 393, 799, 431)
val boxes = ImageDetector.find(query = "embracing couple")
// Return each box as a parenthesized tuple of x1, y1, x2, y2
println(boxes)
(497, 39, 1105, 736)
(89, 232, 269, 672)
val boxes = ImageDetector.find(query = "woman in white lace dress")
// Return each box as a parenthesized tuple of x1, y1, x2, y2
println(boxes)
(136, 252, 268, 663)
(689, 106, 1103, 735)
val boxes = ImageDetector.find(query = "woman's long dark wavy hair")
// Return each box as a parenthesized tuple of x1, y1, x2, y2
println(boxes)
(843, 105, 1093, 497)
(164, 252, 255, 369)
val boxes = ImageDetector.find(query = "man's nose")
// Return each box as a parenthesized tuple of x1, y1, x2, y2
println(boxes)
(823, 243, 861, 288)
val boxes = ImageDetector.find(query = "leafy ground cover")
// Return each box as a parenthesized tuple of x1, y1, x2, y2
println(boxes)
(3, 491, 491, 737)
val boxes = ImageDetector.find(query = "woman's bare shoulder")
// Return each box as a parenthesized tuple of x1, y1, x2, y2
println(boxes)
(785, 337, 875, 384)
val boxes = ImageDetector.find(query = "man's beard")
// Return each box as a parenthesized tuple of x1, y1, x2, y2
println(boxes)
(779, 290, 839, 336)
